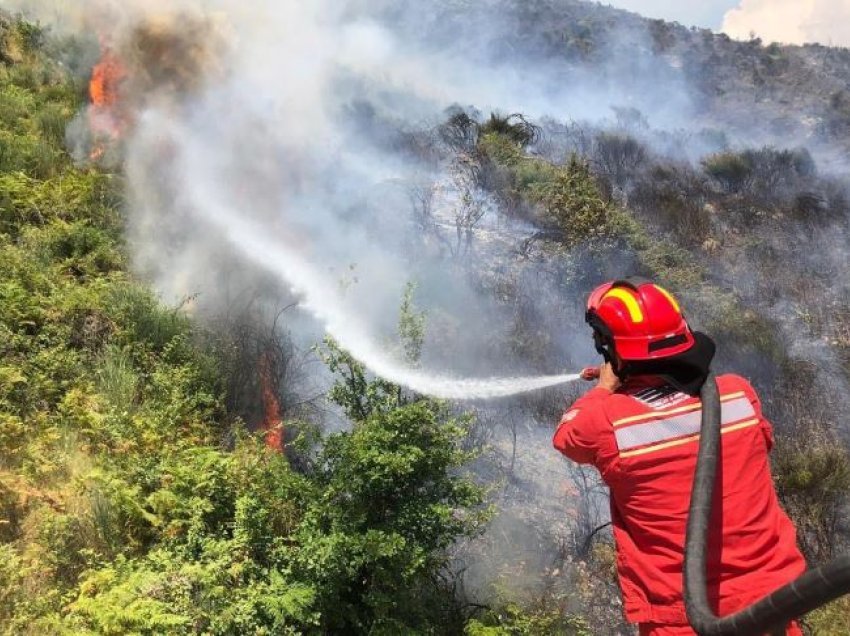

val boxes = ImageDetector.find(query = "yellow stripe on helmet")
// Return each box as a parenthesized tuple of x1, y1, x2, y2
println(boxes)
(653, 285, 681, 313)
(602, 288, 644, 323)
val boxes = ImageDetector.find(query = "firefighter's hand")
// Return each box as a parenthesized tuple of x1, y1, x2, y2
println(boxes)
(597, 362, 621, 392)
(580, 366, 600, 381)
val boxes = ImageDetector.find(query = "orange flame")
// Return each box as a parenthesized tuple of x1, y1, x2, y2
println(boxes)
(89, 45, 128, 159)
(90, 52, 123, 108)
(259, 352, 285, 452)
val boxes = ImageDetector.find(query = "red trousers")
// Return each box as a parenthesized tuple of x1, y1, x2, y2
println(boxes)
(639, 621, 802, 636)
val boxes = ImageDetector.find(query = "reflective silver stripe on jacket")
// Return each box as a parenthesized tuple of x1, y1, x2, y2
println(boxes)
(615, 397, 756, 452)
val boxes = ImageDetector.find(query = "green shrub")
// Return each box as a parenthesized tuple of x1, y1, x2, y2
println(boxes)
(479, 121, 711, 296)
(68, 546, 317, 636)
(36, 101, 72, 147)
(96, 345, 137, 412)
(478, 113, 540, 148)
(307, 332, 486, 633)
(772, 427, 850, 562)
(530, 156, 624, 247)
(465, 603, 592, 636)
(0, 171, 118, 237)
(24, 220, 123, 277)
(61, 439, 316, 635)
(479, 134, 631, 249)
(479, 131, 526, 167)
(106, 285, 191, 354)
(702, 151, 754, 193)
(296, 401, 485, 633)
(806, 596, 850, 635)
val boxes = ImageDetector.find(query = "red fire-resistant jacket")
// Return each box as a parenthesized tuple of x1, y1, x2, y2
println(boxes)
(553, 373, 806, 625)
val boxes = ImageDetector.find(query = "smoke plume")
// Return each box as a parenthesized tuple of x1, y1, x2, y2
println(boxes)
(27, 0, 630, 398)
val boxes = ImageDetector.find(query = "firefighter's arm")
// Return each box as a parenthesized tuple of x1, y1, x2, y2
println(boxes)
(553, 386, 611, 464)
(741, 377, 774, 451)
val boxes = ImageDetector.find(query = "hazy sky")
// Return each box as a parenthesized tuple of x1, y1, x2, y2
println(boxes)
(606, 0, 850, 47)
(603, 1, 737, 30)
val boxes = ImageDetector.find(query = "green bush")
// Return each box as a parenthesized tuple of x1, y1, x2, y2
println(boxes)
(806, 596, 850, 635)
(478, 113, 540, 148)
(96, 345, 137, 412)
(465, 603, 592, 636)
(296, 399, 485, 633)
(530, 155, 624, 247)
(69, 547, 317, 636)
(0, 171, 120, 237)
(478, 126, 709, 298)
(479, 132, 631, 248)
(702, 151, 753, 193)
(772, 427, 850, 562)
(36, 101, 72, 147)
(309, 333, 486, 633)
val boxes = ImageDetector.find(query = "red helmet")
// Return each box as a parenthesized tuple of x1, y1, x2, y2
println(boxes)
(585, 278, 694, 362)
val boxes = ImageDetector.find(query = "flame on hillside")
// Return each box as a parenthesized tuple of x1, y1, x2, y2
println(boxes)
(259, 352, 285, 453)
(88, 43, 128, 160)
(86, 11, 230, 161)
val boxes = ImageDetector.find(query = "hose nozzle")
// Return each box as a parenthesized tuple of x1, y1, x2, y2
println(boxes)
(580, 366, 600, 381)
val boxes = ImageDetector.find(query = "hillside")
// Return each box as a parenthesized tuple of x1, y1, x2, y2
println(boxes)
(383, 0, 850, 152)
(1, 2, 850, 635)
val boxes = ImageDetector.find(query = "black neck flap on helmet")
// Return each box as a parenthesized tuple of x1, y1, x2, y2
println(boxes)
(586, 310, 615, 363)
(622, 332, 717, 396)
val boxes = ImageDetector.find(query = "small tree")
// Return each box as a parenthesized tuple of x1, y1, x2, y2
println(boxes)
(296, 400, 484, 633)
(305, 290, 485, 633)
(450, 155, 488, 258)
(398, 282, 426, 366)
(534, 155, 619, 247)
(478, 113, 541, 148)
(592, 132, 647, 186)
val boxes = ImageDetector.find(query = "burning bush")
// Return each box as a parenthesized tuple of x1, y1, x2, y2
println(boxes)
(86, 10, 230, 161)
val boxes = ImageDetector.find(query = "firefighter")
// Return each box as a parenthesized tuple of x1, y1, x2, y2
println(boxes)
(554, 278, 806, 636)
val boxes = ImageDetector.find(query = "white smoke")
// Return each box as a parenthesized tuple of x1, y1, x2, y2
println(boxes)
(134, 108, 581, 399)
(19, 0, 841, 400)
(96, 0, 610, 399)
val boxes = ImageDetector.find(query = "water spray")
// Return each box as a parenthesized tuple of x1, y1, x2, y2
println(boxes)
(172, 156, 586, 400)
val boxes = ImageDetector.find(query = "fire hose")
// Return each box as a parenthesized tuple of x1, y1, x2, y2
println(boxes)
(683, 372, 850, 635)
